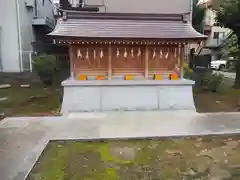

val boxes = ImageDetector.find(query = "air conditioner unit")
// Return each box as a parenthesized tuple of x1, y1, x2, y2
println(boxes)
(25, 0, 34, 7)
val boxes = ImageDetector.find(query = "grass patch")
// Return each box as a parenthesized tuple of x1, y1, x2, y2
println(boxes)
(26, 135, 240, 180)
(0, 85, 61, 118)
(194, 83, 240, 113)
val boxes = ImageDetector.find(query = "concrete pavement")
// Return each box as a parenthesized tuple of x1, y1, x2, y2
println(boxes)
(0, 111, 240, 180)
(221, 71, 236, 80)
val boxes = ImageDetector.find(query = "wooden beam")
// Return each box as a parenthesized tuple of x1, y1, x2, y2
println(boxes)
(69, 45, 75, 79)
(145, 45, 149, 79)
(180, 45, 185, 79)
(178, 43, 182, 77)
(108, 44, 112, 80)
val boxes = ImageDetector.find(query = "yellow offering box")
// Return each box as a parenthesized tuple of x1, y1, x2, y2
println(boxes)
(79, 74, 87, 80)
(96, 75, 105, 80)
(154, 74, 163, 80)
(124, 75, 134, 80)
(169, 73, 179, 80)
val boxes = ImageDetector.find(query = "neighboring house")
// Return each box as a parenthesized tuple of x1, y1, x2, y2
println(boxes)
(0, 0, 56, 72)
(198, 0, 232, 61)
(66, 0, 193, 19)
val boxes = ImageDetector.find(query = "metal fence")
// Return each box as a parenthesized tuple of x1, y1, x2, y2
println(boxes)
(22, 51, 33, 72)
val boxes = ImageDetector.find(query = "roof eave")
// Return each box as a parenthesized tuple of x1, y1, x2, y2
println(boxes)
(49, 35, 207, 42)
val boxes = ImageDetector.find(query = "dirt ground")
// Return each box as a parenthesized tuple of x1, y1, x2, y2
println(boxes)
(194, 92, 240, 113)
(194, 88, 240, 113)
(27, 135, 240, 180)
(0, 86, 61, 119)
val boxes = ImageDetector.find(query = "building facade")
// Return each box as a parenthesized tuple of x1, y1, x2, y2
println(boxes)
(204, 8, 231, 48)
(199, 0, 232, 60)
(67, 0, 193, 19)
(0, 0, 55, 72)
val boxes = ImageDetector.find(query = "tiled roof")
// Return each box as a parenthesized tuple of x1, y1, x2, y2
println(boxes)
(49, 13, 207, 40)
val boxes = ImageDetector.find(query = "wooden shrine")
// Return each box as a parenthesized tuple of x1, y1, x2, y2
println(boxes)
(49, 12, 207, 113)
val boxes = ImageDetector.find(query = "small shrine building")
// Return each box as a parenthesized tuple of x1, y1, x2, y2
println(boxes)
(49, 12, 206, 113)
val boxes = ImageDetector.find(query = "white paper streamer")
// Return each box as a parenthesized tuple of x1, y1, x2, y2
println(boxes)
(160, 50, 163, 58)
(124, 48, 128, 58)
(137, 48, 141, 57)
(131, 48, 134, 58)
(116, 48, 120, 58)
(77, 49, 82, 58)
(85, 48, 89, 59)
(100, 49, 104, 59)
(165, 49, 169, 59)
(152, 48, 156, 59)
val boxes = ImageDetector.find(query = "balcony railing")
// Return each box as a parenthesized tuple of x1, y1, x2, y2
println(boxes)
(205, 38, 224, 47)
(205, 29, 232, 48)
(33, 0, 55, 28)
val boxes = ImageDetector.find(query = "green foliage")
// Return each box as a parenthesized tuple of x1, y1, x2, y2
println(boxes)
(201, 72, 224, 92)
(192, 0, 206, 33)
(32, 54, 57, 73)
(215, 0, 240, 33)
(215, 0, 240, 88)
(215, 0, 240, 54)
(222, 34, 240, 57)
(32, 54, 57, 86)
(183, 63, 194, 80)
(215, 0, 240, 58)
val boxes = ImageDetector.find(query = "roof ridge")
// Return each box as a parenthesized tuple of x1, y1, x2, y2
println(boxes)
(64, 12, 187, 21)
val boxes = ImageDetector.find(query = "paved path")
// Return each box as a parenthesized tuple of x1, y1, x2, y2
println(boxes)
(0, 111, 240, 180)
(221, 72, 236, 80)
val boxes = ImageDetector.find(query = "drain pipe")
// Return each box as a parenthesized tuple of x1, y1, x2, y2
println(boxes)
(15, 0, 23, 72)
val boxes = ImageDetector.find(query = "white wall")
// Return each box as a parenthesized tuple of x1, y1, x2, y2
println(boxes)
(0, 0, 20, 72)
(19, 0, 35, 71)
(204, 8, 216, 26)
(19, 0, 55, 71)
(204, 9, 231, 47)
(85, 0, 191, 14)
(35, 0, 55, 19)
(0, 0, 55, 72)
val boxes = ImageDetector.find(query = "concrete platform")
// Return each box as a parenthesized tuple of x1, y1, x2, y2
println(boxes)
(0, 110, 240, 180)
(61, 79, 196, 114)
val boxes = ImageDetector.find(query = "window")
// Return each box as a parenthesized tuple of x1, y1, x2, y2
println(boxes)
(79, 0, 84, 7)
(213, 32, 219, 39)
(222, 32, 225, 38)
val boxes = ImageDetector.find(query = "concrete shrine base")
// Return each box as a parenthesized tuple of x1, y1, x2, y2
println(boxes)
(61, 78, 196, 114)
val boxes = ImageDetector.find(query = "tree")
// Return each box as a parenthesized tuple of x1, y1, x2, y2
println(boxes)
(215, 0, 240, 88)
(192, 0, 206, 33)
(221, 34, 240, 58)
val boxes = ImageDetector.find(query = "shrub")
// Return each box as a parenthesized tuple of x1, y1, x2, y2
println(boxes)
(32, 54, 57, 87)
(183, 63, 193, 80)
(201, 72, 224, 92)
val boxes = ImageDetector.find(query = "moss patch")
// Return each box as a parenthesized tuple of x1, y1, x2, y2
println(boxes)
(27, 135, 240, 180)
